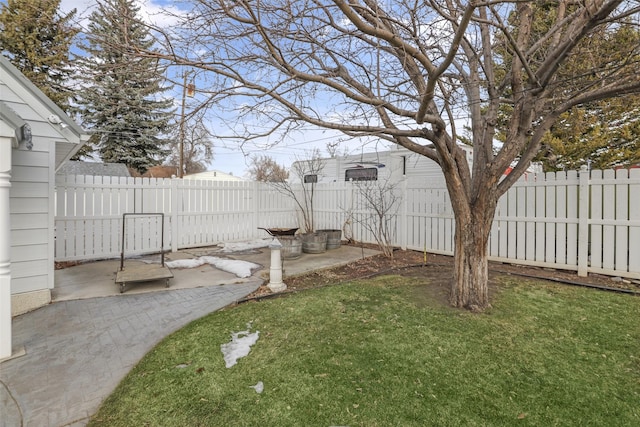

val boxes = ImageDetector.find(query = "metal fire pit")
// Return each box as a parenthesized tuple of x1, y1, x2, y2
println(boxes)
(258, 227, 299, 237)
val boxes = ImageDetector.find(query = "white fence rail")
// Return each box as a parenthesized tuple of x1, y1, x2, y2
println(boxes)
(55, 169, 640, 280)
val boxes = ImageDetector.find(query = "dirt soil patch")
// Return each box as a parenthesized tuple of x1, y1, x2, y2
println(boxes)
(245, 245, 640, 306)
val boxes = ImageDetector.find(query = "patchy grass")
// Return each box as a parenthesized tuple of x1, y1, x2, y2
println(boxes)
(89, 276, 640, 426)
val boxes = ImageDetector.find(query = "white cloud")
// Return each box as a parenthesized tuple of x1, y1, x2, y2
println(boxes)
(60, 0, 185, 29)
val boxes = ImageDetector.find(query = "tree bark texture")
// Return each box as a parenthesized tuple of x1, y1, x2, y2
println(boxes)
(448, 189, 497, 312)
(450, 217, 490, 311)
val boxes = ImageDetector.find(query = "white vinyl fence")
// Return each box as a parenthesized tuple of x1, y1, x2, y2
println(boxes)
(398, 168, 639, 280)
(55, 168, 640, 280)
(54, 176, 296, 260)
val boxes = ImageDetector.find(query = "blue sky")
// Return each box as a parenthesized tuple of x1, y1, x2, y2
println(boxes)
(56, 0, 392, 177)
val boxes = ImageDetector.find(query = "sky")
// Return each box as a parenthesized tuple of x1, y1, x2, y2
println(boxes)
(56, 0, 394, 178)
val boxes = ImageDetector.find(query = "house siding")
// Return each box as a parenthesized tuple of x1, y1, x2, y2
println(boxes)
(4, 83, 58, 301)
(10, 144, 56, 297)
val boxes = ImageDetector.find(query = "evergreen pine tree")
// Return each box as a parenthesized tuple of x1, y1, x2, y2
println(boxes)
(537, 97, 640, 171)
(76, 0, 173, 173)
(495, 6, 640, 171)
(534, 23, 640, 171)
(0, 0, 78, 112)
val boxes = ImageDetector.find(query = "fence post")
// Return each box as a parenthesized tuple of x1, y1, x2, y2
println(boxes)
(400, 176, 408, 250)
(577, 165, 589, 276)
(171, 178, 179, 252)
(253, 181, 260, 238)
(345, 182, 354, 242)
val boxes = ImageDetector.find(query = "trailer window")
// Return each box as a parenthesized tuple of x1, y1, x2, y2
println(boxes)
(303, 174, 318, 183)
(345, 168, 378, 181)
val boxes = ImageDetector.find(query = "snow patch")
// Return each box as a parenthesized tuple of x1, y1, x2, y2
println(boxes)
(219, 238, 271, 252)
(200, 256, 260, 278)
(250, 381, 264, 394)
(221, 326, 260, 368)
(166, 256, 260, 278)
(165, 258, 207, 269)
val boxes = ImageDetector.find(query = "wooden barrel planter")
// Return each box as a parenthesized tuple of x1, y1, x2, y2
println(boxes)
(279, 236, 302, 259)
(301, 232, 327, 254)
(318, 229, 342, 250)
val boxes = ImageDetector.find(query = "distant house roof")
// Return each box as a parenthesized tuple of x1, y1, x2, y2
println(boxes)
(142, 165, 178, 178)
(57, 161, 131, 177)
(183, 170, 245, 181)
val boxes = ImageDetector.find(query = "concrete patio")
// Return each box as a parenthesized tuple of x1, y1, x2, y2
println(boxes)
(53, 243, 379, 301)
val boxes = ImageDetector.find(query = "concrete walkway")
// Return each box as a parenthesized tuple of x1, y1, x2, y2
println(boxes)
(0, 244, 379, 427)
(0, 283, 260, 427)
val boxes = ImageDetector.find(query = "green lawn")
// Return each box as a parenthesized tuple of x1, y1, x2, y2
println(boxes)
(89, 275, 640, 426)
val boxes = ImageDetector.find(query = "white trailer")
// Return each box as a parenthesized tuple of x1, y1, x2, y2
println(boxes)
(290, 145, 473, 184)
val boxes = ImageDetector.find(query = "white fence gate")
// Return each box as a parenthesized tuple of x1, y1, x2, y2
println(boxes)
(55, 168, 640, 280)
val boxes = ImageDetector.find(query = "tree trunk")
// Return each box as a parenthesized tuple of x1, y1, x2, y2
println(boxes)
(449, 203, 495, 312)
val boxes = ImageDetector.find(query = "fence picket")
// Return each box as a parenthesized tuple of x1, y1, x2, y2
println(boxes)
(535, 181, 546, 263)
(590, 170, 603, 270)
(545, 172, 556, 263)
(525, 180, 536, 261)
(629, 169, 640, 273)
(615, 169, 629, 273)
(54, 176, 66, 258)
(602, 169, 616, 270)
(507, 186, 517, 259)
(516, 181, 526, 260)
(555, 172, 567, 265)
(565, 171, 578, 266)
(497, 187, 508, 258)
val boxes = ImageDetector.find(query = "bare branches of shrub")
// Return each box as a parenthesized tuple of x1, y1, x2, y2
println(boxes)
(351, 178, 400, 258)
(268, 149, 325, 233)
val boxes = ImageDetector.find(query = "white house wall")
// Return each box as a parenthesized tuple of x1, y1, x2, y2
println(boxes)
(10, 139, 56, 314)
(1, 92, 58, 315)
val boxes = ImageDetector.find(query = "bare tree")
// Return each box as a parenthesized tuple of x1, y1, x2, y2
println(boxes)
(248, 155, 289, 182)
(140, 1, 640, 310)
(352, 178, 401, 259)
(168, 113, 214, 175)
(326, 141, 349, 158)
